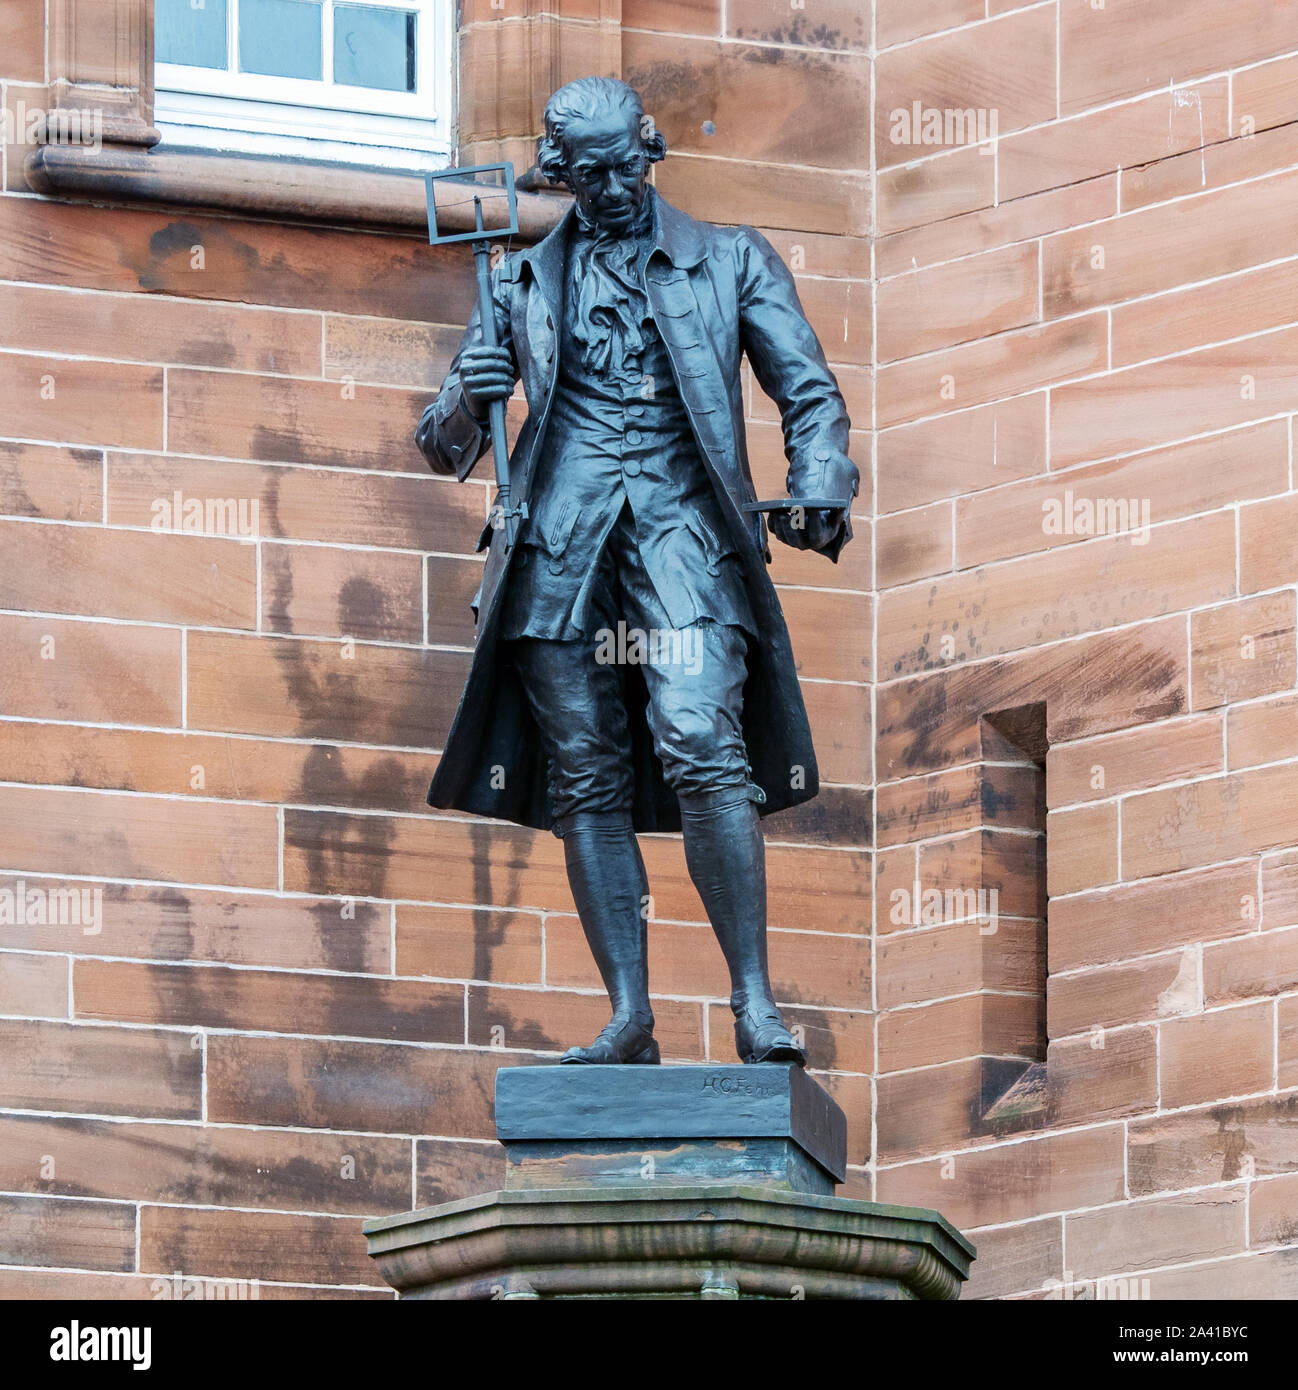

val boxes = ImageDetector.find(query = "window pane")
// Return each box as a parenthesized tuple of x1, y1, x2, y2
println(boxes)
(239, 0, 323, 80)
(333, 5, 416, 93)
(157, 0, 229, 69)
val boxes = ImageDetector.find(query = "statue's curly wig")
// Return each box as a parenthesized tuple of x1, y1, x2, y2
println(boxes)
(536, 77, 668, 189)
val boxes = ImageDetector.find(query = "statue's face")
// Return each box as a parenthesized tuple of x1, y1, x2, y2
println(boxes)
(561, 109, 649, 236)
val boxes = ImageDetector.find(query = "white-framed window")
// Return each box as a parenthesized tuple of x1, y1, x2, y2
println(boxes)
(155, 0, 453, 169)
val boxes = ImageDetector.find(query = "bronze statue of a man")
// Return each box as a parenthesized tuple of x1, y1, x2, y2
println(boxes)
(417, 77, 858, 1068)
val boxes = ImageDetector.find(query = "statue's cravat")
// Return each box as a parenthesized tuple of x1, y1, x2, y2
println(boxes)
(568, 200, 654, 377)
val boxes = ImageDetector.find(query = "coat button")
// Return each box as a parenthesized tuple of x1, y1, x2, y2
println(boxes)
(626, 428, 643, 446)
(624, 459, 642, 477)
(548, 556, 565, 574)
(628, 404, 645, 418)
(814, 448, 831, 462)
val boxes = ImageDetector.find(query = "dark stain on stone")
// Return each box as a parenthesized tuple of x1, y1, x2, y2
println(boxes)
(251, 424, 302, 466)
(316, 808, 395, 906)
(624, 60, 699, 111)
(266, 544, 293, 633)
(271, 630, 371, 742)
(286, 745, 404, 908)
(139, 884, 196, 963)
(418, 1141, 506, 1206)
(761, 784, 871, 848)
(784, 1006, 839, 1072)
(271, 1154, 334, 1205)
(337, 575, 390, 642)
(143, 220, 260, 295)
(268, 625, 465, 762)
(296, 743, 418, 813)
(261, 469, 284, 538)
(732, 16, 862, 51)
(307, 896, 372, 975)
(980, 775, 1010, 822)
(470, 819, 527, 1000)
(481, 1003, 554, 1054)
(896, 679, 952, 772)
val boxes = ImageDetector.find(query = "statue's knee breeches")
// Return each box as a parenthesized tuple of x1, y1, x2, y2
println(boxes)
(511, 636, 635, 825)
(512, 618, 758, 827)
(640, 621, 754, 800)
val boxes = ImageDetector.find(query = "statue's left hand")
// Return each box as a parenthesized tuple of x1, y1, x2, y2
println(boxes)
(770, 506, 847, 553)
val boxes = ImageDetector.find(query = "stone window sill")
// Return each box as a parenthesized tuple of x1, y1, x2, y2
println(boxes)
(24, 140, 569, 242)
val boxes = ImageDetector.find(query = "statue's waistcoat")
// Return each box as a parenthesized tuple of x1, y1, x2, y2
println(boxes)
(500, 229, 754, 642)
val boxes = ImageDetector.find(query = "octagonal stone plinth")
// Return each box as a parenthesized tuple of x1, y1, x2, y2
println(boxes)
(363, 1185, 974, 1300)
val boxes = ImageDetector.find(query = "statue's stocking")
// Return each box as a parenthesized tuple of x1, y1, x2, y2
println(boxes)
(677, 791, 806, 1065)
(560, 816, 658, 1064)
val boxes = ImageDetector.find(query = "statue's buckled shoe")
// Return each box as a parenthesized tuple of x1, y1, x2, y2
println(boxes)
(561, 1016, 659, 1065)
(734, 1006, 806, 1067)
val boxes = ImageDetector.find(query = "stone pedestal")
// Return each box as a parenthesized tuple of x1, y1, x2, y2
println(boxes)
(363, 1064, 975, 1300)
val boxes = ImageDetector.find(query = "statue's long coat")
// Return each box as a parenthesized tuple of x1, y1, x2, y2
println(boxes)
(417, 190, 858, 832)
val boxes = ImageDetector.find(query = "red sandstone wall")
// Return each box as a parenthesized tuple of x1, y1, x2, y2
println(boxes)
(2, 0, 1297, 1302)
(871, 0, 1298, 1300)
(0, 1, 872, 1296)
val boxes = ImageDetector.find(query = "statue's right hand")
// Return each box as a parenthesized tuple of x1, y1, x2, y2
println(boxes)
(458, 346, 515, 419)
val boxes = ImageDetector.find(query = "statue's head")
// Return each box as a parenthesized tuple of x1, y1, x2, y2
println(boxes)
(538, 77, 667, 235)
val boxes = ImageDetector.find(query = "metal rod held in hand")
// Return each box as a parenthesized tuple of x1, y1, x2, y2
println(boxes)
(471, 195, 520, 550)
(424, 163, 522, 548)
